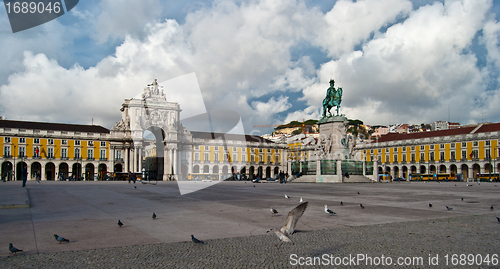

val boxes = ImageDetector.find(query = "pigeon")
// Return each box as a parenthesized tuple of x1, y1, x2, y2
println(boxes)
(118, 220, 123, 227)
(461, 197, 463, 201)
(267, 202, 308, 249)
(360, 204, 365, 209)
(446, 206, 453, 211)
(497, 217, 500, 223)
(152, 213, 156, 219)
(491, 206, 494, 210)
(324, 205, 335, 215)
(191, 235, 205, 244)
(134, 186, 137, 189)
(54, 234, 69, 244)
(9, 243, 22, 255)
(285, 194, 290, 199)
(270, 207, 278, 216)
(340, 201, 343, 206)
(299, 197, 303, 203)
(429, 203, 433, 207)
(357, 191, 360, 195)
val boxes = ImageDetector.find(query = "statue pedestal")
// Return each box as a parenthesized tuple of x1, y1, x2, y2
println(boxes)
(318, 115, 348, 160)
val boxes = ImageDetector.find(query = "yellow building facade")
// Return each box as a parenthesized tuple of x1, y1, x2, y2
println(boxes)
(356, 123, 500, 180)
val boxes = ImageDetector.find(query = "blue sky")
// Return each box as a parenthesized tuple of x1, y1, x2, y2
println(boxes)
(0, 0, 499, 135)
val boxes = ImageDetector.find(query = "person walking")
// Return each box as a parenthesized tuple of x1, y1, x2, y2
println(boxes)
(21, 165, 28, 187)
(36, 171, 40, 184)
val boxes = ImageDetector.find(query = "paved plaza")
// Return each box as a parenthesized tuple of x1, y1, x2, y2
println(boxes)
(0, 180, 499, 268)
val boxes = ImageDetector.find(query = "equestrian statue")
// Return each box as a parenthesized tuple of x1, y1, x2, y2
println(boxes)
(322, 79, 343, 118)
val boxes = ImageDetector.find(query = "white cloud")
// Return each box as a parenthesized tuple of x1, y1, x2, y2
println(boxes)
(93, 0, 163, 43)
(1, 0, 499, 131)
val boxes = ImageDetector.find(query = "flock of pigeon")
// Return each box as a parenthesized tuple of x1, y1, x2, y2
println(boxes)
(7, 183, 500, 255)
(265, 188, 499, 249)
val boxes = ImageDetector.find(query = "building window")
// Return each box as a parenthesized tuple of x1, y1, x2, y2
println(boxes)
(471, 149, 478, 159)
(195, 152, 200, 161)
(88, 141, 94, 146)
(275, 155, 279, 163)
(370, 149, 374, 153)
(19, 146, 25, 157)
(385, 155, 389, 163)
(251, 155, 255, 163)
(62, 139, 67, 145)
(440, 144, 445, 149)
(215, 153, 219, 162)
(485, 149, 491, 159)
(462, 150, 467, 160)
(4, 146, 11, 157)
(450, 151, 455, 160)
(232, 153, 236, 162)
(205, 146, 209, 151)
(48, 148, 54, 158)
(411, 146, 415, 151)
(4, 137, 11, 143)
(486, 140, 490, 146)
(411, 153, 415, 162)
(19, 137, 26, 143)
(259, 148, 263, 153)
(75, 148, 81, 159)
(194, 145, 199, 150)
(473, 141, 478, 147)
(402, 147, 406, 152)
(242, 154, 246, 163)
(48, 139, 54, 145)
(61, 148, 67, 159)
(402, 154, 406, 162)
(101, 141, 106, 147)
(451, 143, 455, 148)
(440, 152, 445, 161)
(33, 147, 40, 157)
(420, 153, 424, 161)
(430, 145, 434, 150)
(75, 140, 81, 146)
(420, 145, 424, 150)
(394, 155, 398, 163)
(88, 149, 94, 159)
(100, 149, 106, 159)
(34, 138, 40, 144)
(204, 152, 209, 161)
(462, 142, 466, 147)
(430, 152, 434, 161)
(116, 150, 121, 160)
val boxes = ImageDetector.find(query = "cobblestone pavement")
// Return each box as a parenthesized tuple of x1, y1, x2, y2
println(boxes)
(1, 181, 499, 268)
(1, 213, 499, 268)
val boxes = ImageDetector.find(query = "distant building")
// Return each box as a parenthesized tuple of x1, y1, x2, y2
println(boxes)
(356, 122, 500, 181)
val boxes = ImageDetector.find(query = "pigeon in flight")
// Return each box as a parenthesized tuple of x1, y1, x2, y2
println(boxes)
(54, 234, 69, 244)
(270, 207, 278, 216)
(191, 235, 205, 244)
(324, 205, 335, 216)
(118, 220, 123, 227)
(285, 194, 290, 199)
(360, 204, 365, 209)
(429, 203, 433, 207)
(446, 206, 453, 211)
(152, 213, 156, 219)
(267, 202, 308, 249)
(340, 201, 343, 206)
(9, 243, 22, 255)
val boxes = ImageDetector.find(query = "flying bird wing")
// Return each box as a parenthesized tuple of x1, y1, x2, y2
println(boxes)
(280, 202, 308, 235)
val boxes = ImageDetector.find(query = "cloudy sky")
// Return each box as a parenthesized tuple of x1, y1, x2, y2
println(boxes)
(0, 0, 499, 135)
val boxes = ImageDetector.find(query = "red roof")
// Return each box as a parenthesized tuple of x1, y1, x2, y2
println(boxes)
(375, 123, 500, 143)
